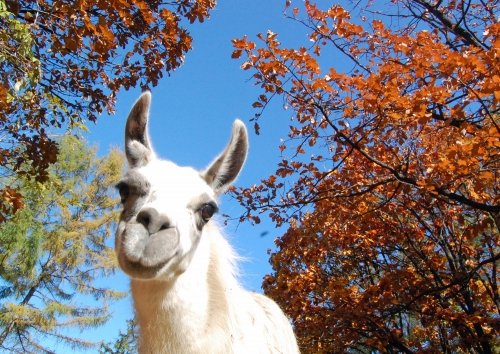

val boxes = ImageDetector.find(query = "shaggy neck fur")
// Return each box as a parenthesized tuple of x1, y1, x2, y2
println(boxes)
(131, 224, 238, 353)
(118, 92, 299, 354)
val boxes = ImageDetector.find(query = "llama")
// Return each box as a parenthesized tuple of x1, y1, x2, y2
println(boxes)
(114, 92, 300, 354)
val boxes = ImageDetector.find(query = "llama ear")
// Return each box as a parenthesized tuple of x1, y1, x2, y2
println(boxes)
(125, 91, 154, 167)
(202, 120, 248, 195)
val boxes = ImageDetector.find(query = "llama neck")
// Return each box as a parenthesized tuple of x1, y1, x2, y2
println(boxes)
(131, 225, 238, 353)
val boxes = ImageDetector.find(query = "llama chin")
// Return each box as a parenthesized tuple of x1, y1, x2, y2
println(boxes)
(114, 92, 300, 354)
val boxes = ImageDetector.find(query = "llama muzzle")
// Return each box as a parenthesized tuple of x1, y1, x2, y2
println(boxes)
(122, 222, 180, 268)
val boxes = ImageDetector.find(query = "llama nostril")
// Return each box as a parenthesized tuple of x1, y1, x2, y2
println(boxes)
(136, 212, 150, 228)
(136, 207, 170, 234)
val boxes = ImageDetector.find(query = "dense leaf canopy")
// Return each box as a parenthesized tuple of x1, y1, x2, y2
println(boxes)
(233, 1, 499, 352)
(0, 0, 215, 221)
(0, 135, 124, 352)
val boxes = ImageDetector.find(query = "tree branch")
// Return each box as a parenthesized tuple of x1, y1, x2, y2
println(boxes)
(412, 0, 489, 50)
(314, 103, 500, 213)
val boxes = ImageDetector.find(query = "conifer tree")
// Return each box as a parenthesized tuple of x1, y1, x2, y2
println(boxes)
(99, 319, 138, 354)
(0, 134, 125, 352)
(0, 0, 215, 221)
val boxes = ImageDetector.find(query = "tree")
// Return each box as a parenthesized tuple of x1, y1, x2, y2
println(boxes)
(233, 1, 499, 352)
(99, 319, 138, 354)
(0, 0, 215, 221)
(0, 134, 125, 353)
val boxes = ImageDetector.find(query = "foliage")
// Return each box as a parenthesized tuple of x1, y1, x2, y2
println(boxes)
(99, 319, 138, 354)
(233, 1, 499, 353)
(0, 0, 216, 221)
(0, 135, 125, 353)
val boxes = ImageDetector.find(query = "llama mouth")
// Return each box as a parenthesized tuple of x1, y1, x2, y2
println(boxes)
(120, 223, 180, 270)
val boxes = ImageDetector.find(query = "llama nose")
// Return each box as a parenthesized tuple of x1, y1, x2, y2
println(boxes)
(136, 207, 171, 234)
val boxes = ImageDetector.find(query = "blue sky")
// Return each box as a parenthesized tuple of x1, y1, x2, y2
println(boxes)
(67, 1, 309, 349)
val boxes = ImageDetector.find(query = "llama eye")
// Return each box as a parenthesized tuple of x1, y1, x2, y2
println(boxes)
(116, 182, 130, 203)
(200, 203, 217, 222)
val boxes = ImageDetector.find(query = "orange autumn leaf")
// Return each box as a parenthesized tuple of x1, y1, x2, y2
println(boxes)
(232, 1, 499, 353)
(0, 0, 215, 222)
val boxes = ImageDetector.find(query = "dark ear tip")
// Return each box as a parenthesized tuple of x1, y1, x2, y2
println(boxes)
(232, 119, 248, 143)
(127, 92, 152, 127)
(125, 92, 153, 165)
(130, 91, 151, 113)
(232, 119, 246, 132)
(137, 91, 151, 108)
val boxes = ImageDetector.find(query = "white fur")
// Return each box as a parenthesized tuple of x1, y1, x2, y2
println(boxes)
(115, 93, 299, 354)
(131, 223, 298, 353)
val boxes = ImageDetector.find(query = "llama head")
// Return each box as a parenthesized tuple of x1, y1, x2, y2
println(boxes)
(115, 92, 248, 280)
